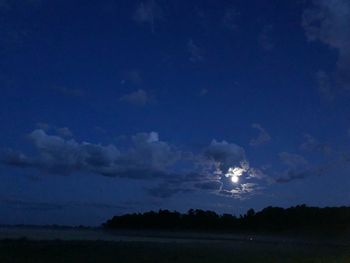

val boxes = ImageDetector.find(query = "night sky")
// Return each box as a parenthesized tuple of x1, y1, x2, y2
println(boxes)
(1, 0, 350, 226)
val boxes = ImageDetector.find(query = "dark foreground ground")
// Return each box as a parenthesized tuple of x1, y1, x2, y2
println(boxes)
(0, 238, 349, 263)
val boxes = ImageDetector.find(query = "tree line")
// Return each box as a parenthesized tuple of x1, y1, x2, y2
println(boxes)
(103, 205, 350, 236)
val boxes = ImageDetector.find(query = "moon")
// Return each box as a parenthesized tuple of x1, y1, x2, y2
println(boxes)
(231, 175, 239, 183)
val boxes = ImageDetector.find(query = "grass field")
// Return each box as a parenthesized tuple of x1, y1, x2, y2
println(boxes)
(0, 239, 349, 263)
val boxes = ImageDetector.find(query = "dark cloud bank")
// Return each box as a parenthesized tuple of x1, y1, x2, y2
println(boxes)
(1, 129, 270, 199)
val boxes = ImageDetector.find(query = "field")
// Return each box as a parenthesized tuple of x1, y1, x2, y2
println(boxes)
(0, 238, 349, 263)
(0, 227, 349, 262)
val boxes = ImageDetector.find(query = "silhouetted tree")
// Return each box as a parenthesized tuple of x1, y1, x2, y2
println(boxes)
(103, 205, 350, 236)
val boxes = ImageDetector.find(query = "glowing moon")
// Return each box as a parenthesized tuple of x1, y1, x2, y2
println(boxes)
(225, 166, 245, 184)
(231, 175, 239, 183)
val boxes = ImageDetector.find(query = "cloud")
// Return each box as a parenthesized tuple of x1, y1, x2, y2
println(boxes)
(1, 150, 33, 168)
(200, 140, 271, 199)
(204, 139, 246, 173)
(250, 123, 271, 146)
(299, 134, 332, 155)
(1, 129, 179, 179)
(276, 152, 314, 183)
(302, 0, 350, 97)
(187, 39, 204, 63)
(275, 161, 342, 183)
(279, 152, 309, 169)
(56, 127, 73, 138)
(36, 123, 73, 138)
(246, 167, 272, 181)
(218, 183, 262, 200)
(1, 129, 268, 199)
(276, 152, 310, 183)
(275, 170, 310, 183)
(276, 140, 350, 183)
(133, 0, 162, 33)
(120, 89, 152, 106)
(127, 132, 181, 171)
(194, 180, 222, 191)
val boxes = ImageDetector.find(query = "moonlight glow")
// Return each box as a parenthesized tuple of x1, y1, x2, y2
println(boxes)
(225, 166, 247, 184)
(231, 175, 239, 183)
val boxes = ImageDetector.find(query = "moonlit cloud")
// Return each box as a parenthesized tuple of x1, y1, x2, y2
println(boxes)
(226, 166, 246, 177)
(219, 183, 262, 200)
(224, 162, 249, 183)
(201, 141, 270, 199)
(1, 129, 268, 199)
(1, 129, 178, 178)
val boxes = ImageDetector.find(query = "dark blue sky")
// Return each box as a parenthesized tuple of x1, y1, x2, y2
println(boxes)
(1, 0, 350, 226)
